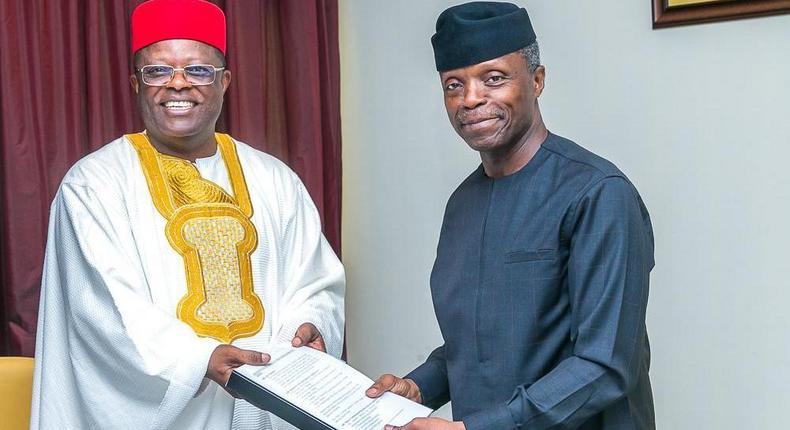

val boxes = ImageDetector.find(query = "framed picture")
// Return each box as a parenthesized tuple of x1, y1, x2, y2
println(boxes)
(652, 0, 790, 28)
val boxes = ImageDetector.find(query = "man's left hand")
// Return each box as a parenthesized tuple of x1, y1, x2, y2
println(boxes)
(291, 322, 326, 352)
(385, 418, 465, 430)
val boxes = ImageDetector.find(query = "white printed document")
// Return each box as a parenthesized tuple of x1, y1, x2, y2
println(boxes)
(228, 345, 433, 430)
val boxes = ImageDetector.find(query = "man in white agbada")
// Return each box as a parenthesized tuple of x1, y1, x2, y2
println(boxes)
(30, 0, 345, 428)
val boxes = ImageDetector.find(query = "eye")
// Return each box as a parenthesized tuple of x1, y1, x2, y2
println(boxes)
(185, 65, 214, 77)
(485, 75, 507, 85)
(445, 82, 462, 91)
(144, 65, 172, 77)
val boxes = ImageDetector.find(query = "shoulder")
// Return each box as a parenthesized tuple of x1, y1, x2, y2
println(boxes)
(539, 132, 647, 203)
(52, 136, 141, 216)
(60, 136, 138, 192)
(230, 137, 314, 213)
(231, 137, 303, 187)
(541, 133, 626, 181)
(537, 134, 651, 238)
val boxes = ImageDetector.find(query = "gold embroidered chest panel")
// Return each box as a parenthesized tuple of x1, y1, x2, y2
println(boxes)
(127, 133, 264, 343)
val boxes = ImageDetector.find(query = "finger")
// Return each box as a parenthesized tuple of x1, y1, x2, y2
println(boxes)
(235, 348, 270, 366)
(307, 342, 326, 353)
(400, 418, 426, 429)
(366, 375, 388, 396)
(367, 374, 396, 397)
(386, 420, 414, 430)
(292, 323, 318, 347)
(306, 334, 326, 352)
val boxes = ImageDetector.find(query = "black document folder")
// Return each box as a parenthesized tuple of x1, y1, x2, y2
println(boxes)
(227, 369, 335, 430)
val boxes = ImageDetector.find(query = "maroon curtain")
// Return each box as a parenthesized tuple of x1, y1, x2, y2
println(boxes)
(0, 0, 342, 356)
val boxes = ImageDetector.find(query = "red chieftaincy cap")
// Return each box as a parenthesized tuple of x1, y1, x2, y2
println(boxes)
(131, 0, 226, 54)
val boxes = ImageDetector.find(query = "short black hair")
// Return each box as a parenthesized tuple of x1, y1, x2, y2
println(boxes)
(518, 40, 540, 72)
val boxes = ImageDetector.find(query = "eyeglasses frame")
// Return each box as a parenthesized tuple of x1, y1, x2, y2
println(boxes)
(135, 64, 226, 87)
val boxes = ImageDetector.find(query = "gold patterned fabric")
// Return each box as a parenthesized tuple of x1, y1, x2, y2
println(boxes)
(160, 156, 238, 207)
(126, 133, 264, 343)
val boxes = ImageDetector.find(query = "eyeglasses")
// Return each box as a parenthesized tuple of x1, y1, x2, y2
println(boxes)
(135, 64, 225, 86)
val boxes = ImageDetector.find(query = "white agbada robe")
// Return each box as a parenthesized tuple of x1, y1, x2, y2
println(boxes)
(30, 135, 345, 430)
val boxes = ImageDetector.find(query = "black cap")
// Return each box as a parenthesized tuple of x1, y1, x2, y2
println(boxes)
(431, 1, 536, 72)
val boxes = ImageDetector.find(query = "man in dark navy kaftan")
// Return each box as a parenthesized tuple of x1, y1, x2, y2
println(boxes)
(367, 3, 656, 429)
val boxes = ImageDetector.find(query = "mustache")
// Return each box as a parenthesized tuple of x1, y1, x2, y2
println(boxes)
(456, 110, 504, 125)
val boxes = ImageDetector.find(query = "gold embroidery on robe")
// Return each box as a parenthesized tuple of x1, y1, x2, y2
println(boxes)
(126, 132, 264, 343)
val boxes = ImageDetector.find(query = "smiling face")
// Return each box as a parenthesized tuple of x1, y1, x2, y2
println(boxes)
(130, 39, 230, 157)
(440, 51, 544, 157)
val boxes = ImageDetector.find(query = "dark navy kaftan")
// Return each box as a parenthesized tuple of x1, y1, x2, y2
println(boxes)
(407, 133, 655, 430)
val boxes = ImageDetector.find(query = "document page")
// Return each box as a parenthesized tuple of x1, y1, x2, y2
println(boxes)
(235, 346, 433, 430)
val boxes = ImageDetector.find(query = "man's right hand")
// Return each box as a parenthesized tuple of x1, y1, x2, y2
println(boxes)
(206, 344, 270, 386)
(366, 374, 422, 404)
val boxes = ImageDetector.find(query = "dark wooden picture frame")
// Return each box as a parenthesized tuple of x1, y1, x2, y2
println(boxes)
(652, 0, 790, 28)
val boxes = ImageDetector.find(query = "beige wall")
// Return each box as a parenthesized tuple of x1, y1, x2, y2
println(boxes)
(340, 0, 790, 427)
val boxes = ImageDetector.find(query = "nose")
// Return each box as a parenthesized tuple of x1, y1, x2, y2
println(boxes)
(461, 81, 486, 109)
(166, 69, 193, 90)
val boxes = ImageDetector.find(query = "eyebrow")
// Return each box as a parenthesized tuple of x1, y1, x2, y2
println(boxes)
(480, 66, 509, 74)
(441, 68, 509, 84)
(144, 54, 212, 64)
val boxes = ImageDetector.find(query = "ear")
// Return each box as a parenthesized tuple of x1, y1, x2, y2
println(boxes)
(130, 73, 140, 94)
(532, 65, 546, 98)
(220, 69, 231, 93)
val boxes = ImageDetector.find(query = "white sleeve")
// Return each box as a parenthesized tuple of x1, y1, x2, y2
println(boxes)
(31, 182, 220, 429)
(273, 180, 346, 358)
